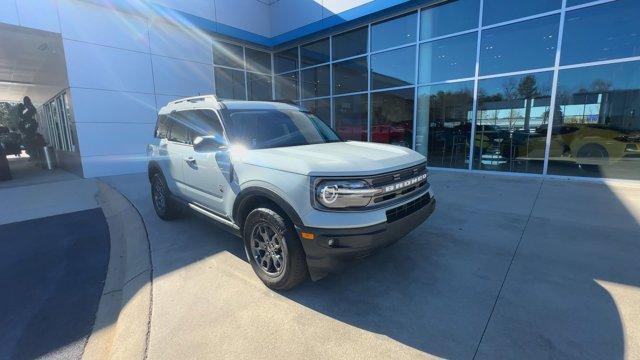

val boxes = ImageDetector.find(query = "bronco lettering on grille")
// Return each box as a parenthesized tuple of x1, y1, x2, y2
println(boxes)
(383, 173, 427, 193)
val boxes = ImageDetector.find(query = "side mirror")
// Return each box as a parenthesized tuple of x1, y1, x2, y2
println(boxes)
(193, 136, 227, 153)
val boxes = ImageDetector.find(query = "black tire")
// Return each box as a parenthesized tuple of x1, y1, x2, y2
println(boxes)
(150, 172, 181, 220)
(243, 207, 307, 290)
(577, 144, 609, 172)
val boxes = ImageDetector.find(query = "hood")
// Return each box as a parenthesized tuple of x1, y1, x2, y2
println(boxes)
(235, 141, 426, 176)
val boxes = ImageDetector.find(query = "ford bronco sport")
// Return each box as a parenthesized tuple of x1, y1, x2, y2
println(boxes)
(147, 95, 435, 290)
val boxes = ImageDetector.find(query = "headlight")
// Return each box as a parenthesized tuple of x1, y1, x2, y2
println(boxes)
(315, 180, 381, 209)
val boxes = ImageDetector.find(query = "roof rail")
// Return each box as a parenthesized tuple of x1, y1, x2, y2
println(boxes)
(169, 94, 219, 105)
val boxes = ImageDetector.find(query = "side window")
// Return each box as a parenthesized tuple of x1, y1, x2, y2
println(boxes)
(155, 115, 169, 139)
(187, 109, 225, 143)
(167, 112, 192, 144)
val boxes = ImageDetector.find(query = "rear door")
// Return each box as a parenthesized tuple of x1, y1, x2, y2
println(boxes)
(165, 112, 194, 197)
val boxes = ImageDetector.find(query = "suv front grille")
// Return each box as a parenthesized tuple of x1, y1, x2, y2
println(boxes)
(386, 193, 431, 223)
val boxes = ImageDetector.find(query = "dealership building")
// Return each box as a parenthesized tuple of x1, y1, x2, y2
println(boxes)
(0, 0, 638, 180)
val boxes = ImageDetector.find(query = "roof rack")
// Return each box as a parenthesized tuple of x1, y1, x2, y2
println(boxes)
(169, 94, 219, 105)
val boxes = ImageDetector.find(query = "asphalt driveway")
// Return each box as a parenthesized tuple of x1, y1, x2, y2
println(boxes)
(102, 171, 640, 359)
(0, 208, 109, 360)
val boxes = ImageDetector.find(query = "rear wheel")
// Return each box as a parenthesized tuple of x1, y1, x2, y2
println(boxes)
(243, 207, 307, 290)
(577, 144, 609, 172)
(151, 172, 181, 220)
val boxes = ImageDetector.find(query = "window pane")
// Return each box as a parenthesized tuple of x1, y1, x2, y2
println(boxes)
(245, 48, 271, 74)
(371, 46, 415, 90)
(334, 94, 368, 141)
(483, 0, 561, 25)
(480, 15, 559, 76)
(275, 47, 298, 73)
(548, 61, 640, 180)
(419, 32, 477, 84)
(333, 57, 368, 95)
(371, 12, 417, 51)
(213, 41, 244, 69)
(183, 109, 224, 143)
(302, 98, 331, 126)
(420, 0, 479, 40)
(371, 88, 414, 148)
(561, 0, 640, 66)
(247, 73, 272, 101)
(301, 65, 330, 99)
(416, 81, 474, 168)
(332, 26, 368, 61)
(301, 38, 330, 67)
(215, 67, 246, 100)
(274, 72, 299, 101)
(473, 72, 554, 174)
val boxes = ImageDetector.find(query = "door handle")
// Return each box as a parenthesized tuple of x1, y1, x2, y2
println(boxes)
(184, 156, 196, 163)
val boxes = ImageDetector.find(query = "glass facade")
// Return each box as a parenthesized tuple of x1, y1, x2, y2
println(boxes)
(213, 40, 272, 101)
(213, 0, 638, 181)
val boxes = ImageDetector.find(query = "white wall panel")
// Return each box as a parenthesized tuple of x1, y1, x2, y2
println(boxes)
(81, 154, 148, 177)
(75, 122, 154, 156)
(150, 0, 215, 21)
(155, 94, 181, 110)
(64, 39, 154, 93)
(269, 0, 323, 36)
(0, 1, 19, 26)
(70, 88, 157, 124)
(59, 0, 149, 52)
(321, 0, 373, 18)
(215, 0, 271, 38)
(15, 0, 61, 33)
(148, 20, 212, 64)
(151, 55, 213, 96)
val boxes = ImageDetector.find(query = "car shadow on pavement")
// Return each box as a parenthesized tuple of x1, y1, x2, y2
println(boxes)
(101, 172, 639, 360)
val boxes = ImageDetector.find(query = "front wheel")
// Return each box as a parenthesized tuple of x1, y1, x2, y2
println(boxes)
(243, 207, 307, 290)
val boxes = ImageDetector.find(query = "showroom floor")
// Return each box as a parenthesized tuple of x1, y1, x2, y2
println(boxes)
(102, 170, 640, 360)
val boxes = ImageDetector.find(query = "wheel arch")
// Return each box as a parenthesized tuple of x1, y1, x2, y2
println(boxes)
(233, 187, 304, 231)
(148, 161, 162, 182)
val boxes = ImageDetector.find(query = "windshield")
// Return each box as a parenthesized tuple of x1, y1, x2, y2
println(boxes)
(222, 109, 342, 149)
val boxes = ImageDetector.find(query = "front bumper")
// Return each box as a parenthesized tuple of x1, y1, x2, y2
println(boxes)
(296, 193, 436, 280)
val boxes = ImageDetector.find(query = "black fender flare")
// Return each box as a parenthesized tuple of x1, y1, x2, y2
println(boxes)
(233, 187, 304, 229)
(147, 161, 162, 181)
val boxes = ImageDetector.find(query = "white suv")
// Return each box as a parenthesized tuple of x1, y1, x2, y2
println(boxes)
(147, 95, 435, 290)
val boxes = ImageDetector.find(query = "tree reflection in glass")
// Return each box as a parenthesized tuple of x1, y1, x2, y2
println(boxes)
(473, 72, 553, 173)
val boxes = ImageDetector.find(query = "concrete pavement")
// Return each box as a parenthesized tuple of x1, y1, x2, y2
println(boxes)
(100, 171, 640, 359)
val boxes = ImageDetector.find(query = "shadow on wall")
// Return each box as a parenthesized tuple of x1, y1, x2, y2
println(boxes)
(89, 171, 640, 359)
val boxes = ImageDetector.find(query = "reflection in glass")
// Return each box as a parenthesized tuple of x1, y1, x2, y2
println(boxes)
(274, 72, 298, 101)
(420, 0, 479, 40)
(416, 81, 474, 169)
(371, 88, 414, 148)
(247, 73, 272, 101)
(215, 67, 246, 100)
(419, 33, 477, 84)
(332, 26, 368, 61)
(480, 15, 559, 76)
(245, 48, 272, 74)
(302, 98, 331, 126)
(301, 38, 330, 67)
(301, 65, 330, 99)
(483, 0, 561, 25)
(561, 0, 640, 66)
(567, 0, 594, 6)
(213, 41, 244, 69)
(548, 61, 640, 180)
(275, 47, 298, 74)
(473, 72, 554, 174)
(334, 94, 368, 141)
(333, 57, 368, 95)
(371, 46, 415, 90)
(371, 12, 417, 51)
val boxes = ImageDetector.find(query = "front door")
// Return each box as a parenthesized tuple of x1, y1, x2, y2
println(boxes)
(177, 109, 230, 216)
